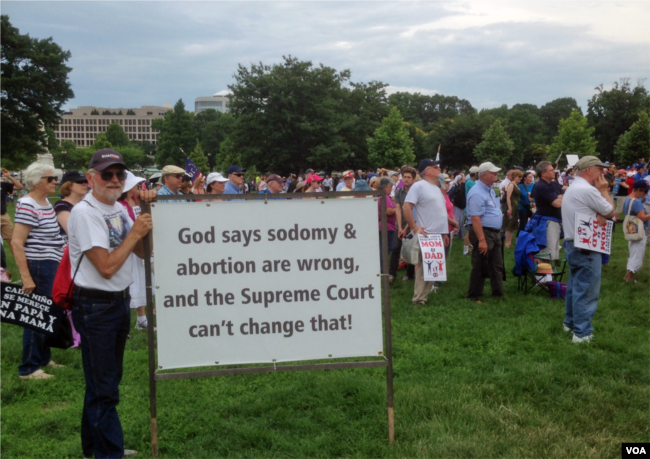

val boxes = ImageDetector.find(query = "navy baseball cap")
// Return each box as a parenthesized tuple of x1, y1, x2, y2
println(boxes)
(227, 165, 246, 175)
(633, 180, 649, 191)
(418, 159, 440, 173)
(61, 171, 87, 185)
(88, 149, 126, 171)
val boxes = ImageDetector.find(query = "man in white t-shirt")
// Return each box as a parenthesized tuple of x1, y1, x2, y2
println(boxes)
(561, 156, 614, 344)
(68, 149, 155, 459)
(403, 159, 451, 305)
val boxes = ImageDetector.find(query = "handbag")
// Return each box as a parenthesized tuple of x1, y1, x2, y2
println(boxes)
(45, 309, 74, 349)
(400, 230, 421, 265)
(623, 198, 643, 242)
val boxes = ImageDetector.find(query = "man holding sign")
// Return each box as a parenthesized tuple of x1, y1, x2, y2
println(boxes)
(403, 159, 449, 305)
(561, 156, 615, 344)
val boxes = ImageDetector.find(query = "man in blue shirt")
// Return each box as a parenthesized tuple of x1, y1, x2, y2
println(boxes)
(224, 165, 245, 195)
(466, 162, 504, 301)
(258, 174, 284, 194)
(634, 165, 647, 182)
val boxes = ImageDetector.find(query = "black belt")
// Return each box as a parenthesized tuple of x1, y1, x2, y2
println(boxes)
(75, 286, 130, 300)
(483, 227, 500, 233)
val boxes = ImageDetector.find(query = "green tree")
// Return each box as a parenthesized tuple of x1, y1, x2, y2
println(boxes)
(227, 56, 387, 174)
(114, 145, 146, 170)
(614, 111, 650, 166)
(367, 107, 414, 168)
(105, 122, 130, 147)
(216, 136, 242, 174)
(388, 92, 475, 131)
(473, 119, 515, 166)
(153, 99, 197, 168)
(425, 114, 489, 168)
(189, 140, 209, 176)
(92, 133, 113, 151)
(548, 109, 597, 161)
(194, 109, 235, 171)
(50, 140, 91, 171)
(1, 15, 74, 169)
(539, 97, 581, 139)
(587, 79, 650, 161)
(505, 104, 547, 166)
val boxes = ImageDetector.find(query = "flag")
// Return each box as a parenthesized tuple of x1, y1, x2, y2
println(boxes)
(184, 157, 203, 184)
(435, 144, 440, 162)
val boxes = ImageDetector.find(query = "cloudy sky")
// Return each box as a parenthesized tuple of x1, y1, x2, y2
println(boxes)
(4, 1, 649, 112)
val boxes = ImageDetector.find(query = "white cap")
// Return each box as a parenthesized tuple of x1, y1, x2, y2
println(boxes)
(627, 172, 635, 177)
(124, 171, 145, 192)
(478, 162, 501, 173)
(206, 172, 228, 185)
(469, 166, 480, 174)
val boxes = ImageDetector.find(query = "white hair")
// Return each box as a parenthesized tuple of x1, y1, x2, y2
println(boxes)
(24, 162, 54, 191)
(379, 177, 395, 189)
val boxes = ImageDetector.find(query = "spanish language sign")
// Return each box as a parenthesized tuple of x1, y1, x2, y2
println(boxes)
(151, 198, 384, 370)
(574, 212, 613, 254)
(1, 282, 64, 336)
(417, 234, 447, 282)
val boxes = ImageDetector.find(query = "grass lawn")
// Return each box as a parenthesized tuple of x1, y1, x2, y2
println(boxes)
(1, 199, 648, 458)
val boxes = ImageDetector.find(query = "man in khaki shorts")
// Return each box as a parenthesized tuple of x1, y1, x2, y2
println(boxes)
(1, 168, 24, 257)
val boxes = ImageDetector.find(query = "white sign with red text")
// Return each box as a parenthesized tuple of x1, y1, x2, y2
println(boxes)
(574, 212, 613, 254)
(418, 234, 447, 281)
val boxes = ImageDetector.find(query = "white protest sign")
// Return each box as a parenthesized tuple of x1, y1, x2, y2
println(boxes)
(566, 154, 580, 167)
(574, 212, 613, 254)
(417, 233, 447, 281)
(151, 198, 384, 370)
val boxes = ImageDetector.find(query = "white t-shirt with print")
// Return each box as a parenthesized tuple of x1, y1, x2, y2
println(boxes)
(404, 179, 448, 234)
(68, 193, 135, 291)
(561, 176, 613, 240)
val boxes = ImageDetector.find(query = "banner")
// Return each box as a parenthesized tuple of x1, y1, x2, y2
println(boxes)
(1, 282, 65, 336)
(574, 213, 613, 254)
(151, 198, 384, 370)
(418, 234, 447, 281)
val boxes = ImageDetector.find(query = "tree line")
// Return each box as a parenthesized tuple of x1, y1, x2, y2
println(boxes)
(2, 16, 648, 174)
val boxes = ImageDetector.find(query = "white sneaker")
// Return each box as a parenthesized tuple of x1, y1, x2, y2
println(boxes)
(47, 360, 65, 368)
(19, 369, 54, 380)
(123, 449, 138, 458)
(135, 320, 148, 330)
(388, 275, 395, 284)
(463, 246, 469, 255)
(563, 324, 571, 332)
(572, 334, 593, 344)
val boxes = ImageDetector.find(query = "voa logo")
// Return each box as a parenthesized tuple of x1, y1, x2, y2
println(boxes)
(626, 446, 646, 455)
(623, 443, 649, 458)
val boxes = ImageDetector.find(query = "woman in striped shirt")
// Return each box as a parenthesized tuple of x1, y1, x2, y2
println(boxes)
(12, 163, 65, 380)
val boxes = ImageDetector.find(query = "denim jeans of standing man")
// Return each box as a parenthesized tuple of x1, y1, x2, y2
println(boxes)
(564, 241, 601, 338)
(72, 291, 131, 459)
(18, 259, 58, 376)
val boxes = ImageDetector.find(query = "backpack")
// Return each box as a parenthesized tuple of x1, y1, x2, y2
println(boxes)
(52, 246, 84, 310)
(452, 184, 466, 210)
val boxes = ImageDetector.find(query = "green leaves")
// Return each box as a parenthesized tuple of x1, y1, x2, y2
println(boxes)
(189, 141, 209, 176)
(367, 107, 414, 168)
(1, 15, 74, 169)
(154, 99, 198, 168)
(548, 109, 597, 160)
(615, 111, 650, 166)
(473, 120, 514, 167)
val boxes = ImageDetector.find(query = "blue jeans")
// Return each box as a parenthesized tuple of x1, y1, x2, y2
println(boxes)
(72, 291, 131, 459)
(18, 259, 58, 376)
(564, 241, 601, 338)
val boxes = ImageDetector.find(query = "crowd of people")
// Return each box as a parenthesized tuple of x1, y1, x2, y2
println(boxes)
(0, 149, 648, 458)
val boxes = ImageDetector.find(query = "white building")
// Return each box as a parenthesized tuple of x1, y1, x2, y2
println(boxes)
(54, 105, 173, 147)
(195, 90, 231, 114)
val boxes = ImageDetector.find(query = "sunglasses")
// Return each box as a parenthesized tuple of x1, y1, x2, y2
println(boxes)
(73, 180, 89, 185)
(100, 170, 127, 181)
(41, 176, 57, 183)
(232, 173, 244, 177)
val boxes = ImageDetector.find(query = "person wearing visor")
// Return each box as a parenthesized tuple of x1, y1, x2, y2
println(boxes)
(225, 165, 246, 195)
(117, 171, 149, 331)
(67, 149, 156, 458)
(54, 171, 89, 244)
(205, 172, 229, 195)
